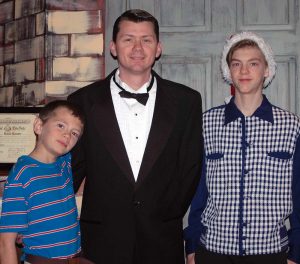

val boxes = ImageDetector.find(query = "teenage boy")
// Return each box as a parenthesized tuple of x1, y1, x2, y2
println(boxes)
(68, 9, 203, 264)
(184, 32, 300, 264)
(0, 101, 85, 264)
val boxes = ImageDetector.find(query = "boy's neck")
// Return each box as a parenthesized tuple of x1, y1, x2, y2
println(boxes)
(29, 149, 57, 164)
(234, 92, 264, 117)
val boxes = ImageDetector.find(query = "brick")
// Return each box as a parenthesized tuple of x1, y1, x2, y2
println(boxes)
(4, 44, 14, 64)
(0, 1, 13, 24)
(16, 15, 36, 41)
(15, 36, 44, 62)
(13, 82, 45, 106)
(0, 46, 3, 65)
(0, 66, 3, 86)
(5, 18, 35, 43)
(0, 26, 3, 44)
(48, 10, 102, 34)
(71, 33, 103, 56)
(36, 12, 45, 35)
(45, 80, 92, 100)
(46, 57, 53, 80)
(46, 0, 104, 11)
(46, 35, 68, 57)
(36, 58, 45, 81)
(15, 0, 45, 19)
(0, 86, 14, 106)
(5, 21, 15, 44)
(5, 61, 35, 85)
(52, 57, 103, 81)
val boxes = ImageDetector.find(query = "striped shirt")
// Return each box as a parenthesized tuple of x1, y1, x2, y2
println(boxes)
(0, 153, 81, 259)
(184, 96, 300, 263)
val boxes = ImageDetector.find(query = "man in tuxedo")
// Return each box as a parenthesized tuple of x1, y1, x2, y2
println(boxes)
(68, 9, 203, 264)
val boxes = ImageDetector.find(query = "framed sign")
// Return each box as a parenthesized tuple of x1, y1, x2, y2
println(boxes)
(0, 107, 41, 175)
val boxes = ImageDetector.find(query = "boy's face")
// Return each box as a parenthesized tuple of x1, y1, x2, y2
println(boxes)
(229, 46, 269, 96)
(34, 107, 83, 162)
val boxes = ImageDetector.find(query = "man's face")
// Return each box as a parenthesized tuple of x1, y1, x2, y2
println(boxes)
(229, 46, 269, 96)
(110, 20, 162, 78)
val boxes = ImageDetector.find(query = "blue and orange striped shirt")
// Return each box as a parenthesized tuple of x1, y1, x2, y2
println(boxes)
(0, 153, 81, 259)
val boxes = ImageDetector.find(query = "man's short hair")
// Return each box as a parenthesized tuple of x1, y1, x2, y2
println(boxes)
(112, 9, 159, 42)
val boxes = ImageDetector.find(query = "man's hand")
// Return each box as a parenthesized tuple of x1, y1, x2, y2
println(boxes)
(287, 260, 297, 264)
(186, 253, 196, 264)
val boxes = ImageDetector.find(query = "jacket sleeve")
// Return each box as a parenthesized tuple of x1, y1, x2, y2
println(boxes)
(175, 92, 204, 217)
(288, 135, 300, 263)
(161, 92, 204, 221)
(68, 94, 87, 193)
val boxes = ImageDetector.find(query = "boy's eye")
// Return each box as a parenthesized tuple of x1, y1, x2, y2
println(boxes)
(230, 62, 240, 67)
(57, 123, 64, 128)
(72, 131, 80, 138)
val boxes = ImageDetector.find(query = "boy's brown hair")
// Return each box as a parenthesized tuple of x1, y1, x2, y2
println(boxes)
(38, 100, 85, 126)
(226, 39, 267, 66)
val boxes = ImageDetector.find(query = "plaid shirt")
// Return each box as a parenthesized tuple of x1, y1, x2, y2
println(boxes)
(184, 96, 300, 263)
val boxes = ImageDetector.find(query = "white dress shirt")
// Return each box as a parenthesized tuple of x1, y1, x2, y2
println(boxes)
(110, 70, 157, 180)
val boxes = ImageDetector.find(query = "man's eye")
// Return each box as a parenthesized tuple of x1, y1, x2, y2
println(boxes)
(57, 123, 64, 128)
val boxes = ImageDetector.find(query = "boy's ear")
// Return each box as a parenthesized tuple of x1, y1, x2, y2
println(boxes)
(33, 117, 43, 135)
(264, 65, 269, 78)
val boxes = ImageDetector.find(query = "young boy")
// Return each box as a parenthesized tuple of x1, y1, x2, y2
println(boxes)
(184, 32, 300, 264)
(0, 100, 85, 264)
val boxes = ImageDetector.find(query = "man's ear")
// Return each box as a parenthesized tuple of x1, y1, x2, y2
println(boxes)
(155, 42, 162, 59)
(33, 117, 43, 136)
(110, 41, 117, 58)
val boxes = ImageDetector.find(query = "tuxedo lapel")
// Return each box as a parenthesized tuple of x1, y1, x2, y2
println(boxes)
(136, 76, 176, 188)
(91, 76, 135, 185)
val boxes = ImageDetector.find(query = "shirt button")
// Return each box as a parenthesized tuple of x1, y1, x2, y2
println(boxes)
(135, 113, 138, 116)
(133, 200, 141, 207)
(136, 136, 138, 139)
(245, 142, 250, 147)
(244, 169, 249, 174)
(242, 236, 247, 240)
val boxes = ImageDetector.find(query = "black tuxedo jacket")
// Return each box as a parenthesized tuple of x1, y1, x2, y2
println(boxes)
(69, 70, 203, 264)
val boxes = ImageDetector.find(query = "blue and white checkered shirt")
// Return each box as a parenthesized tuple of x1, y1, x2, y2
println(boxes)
(184, 96, 300, 263)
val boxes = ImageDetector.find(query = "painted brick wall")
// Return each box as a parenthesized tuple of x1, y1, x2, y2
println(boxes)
(0, 0, 105, 106)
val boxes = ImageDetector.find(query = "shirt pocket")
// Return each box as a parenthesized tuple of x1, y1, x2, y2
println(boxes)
(206, 152, 224, 160)
(267, 151, 292, 160)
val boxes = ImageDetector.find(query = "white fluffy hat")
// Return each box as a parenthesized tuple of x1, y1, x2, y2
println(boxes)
(221, 31, 277, 88)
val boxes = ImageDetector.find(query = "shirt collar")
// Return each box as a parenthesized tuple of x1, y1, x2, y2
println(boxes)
(224, 95, 274, 125)
(114, 69, 151, 93)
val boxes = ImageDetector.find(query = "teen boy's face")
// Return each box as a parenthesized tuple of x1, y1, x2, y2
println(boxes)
(109, 20, 162, 79)
(34, 107, 83, 162)
(229, 46, 269, 96)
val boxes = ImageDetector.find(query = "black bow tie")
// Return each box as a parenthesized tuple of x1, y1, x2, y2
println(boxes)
(113, 75, 154, 106)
